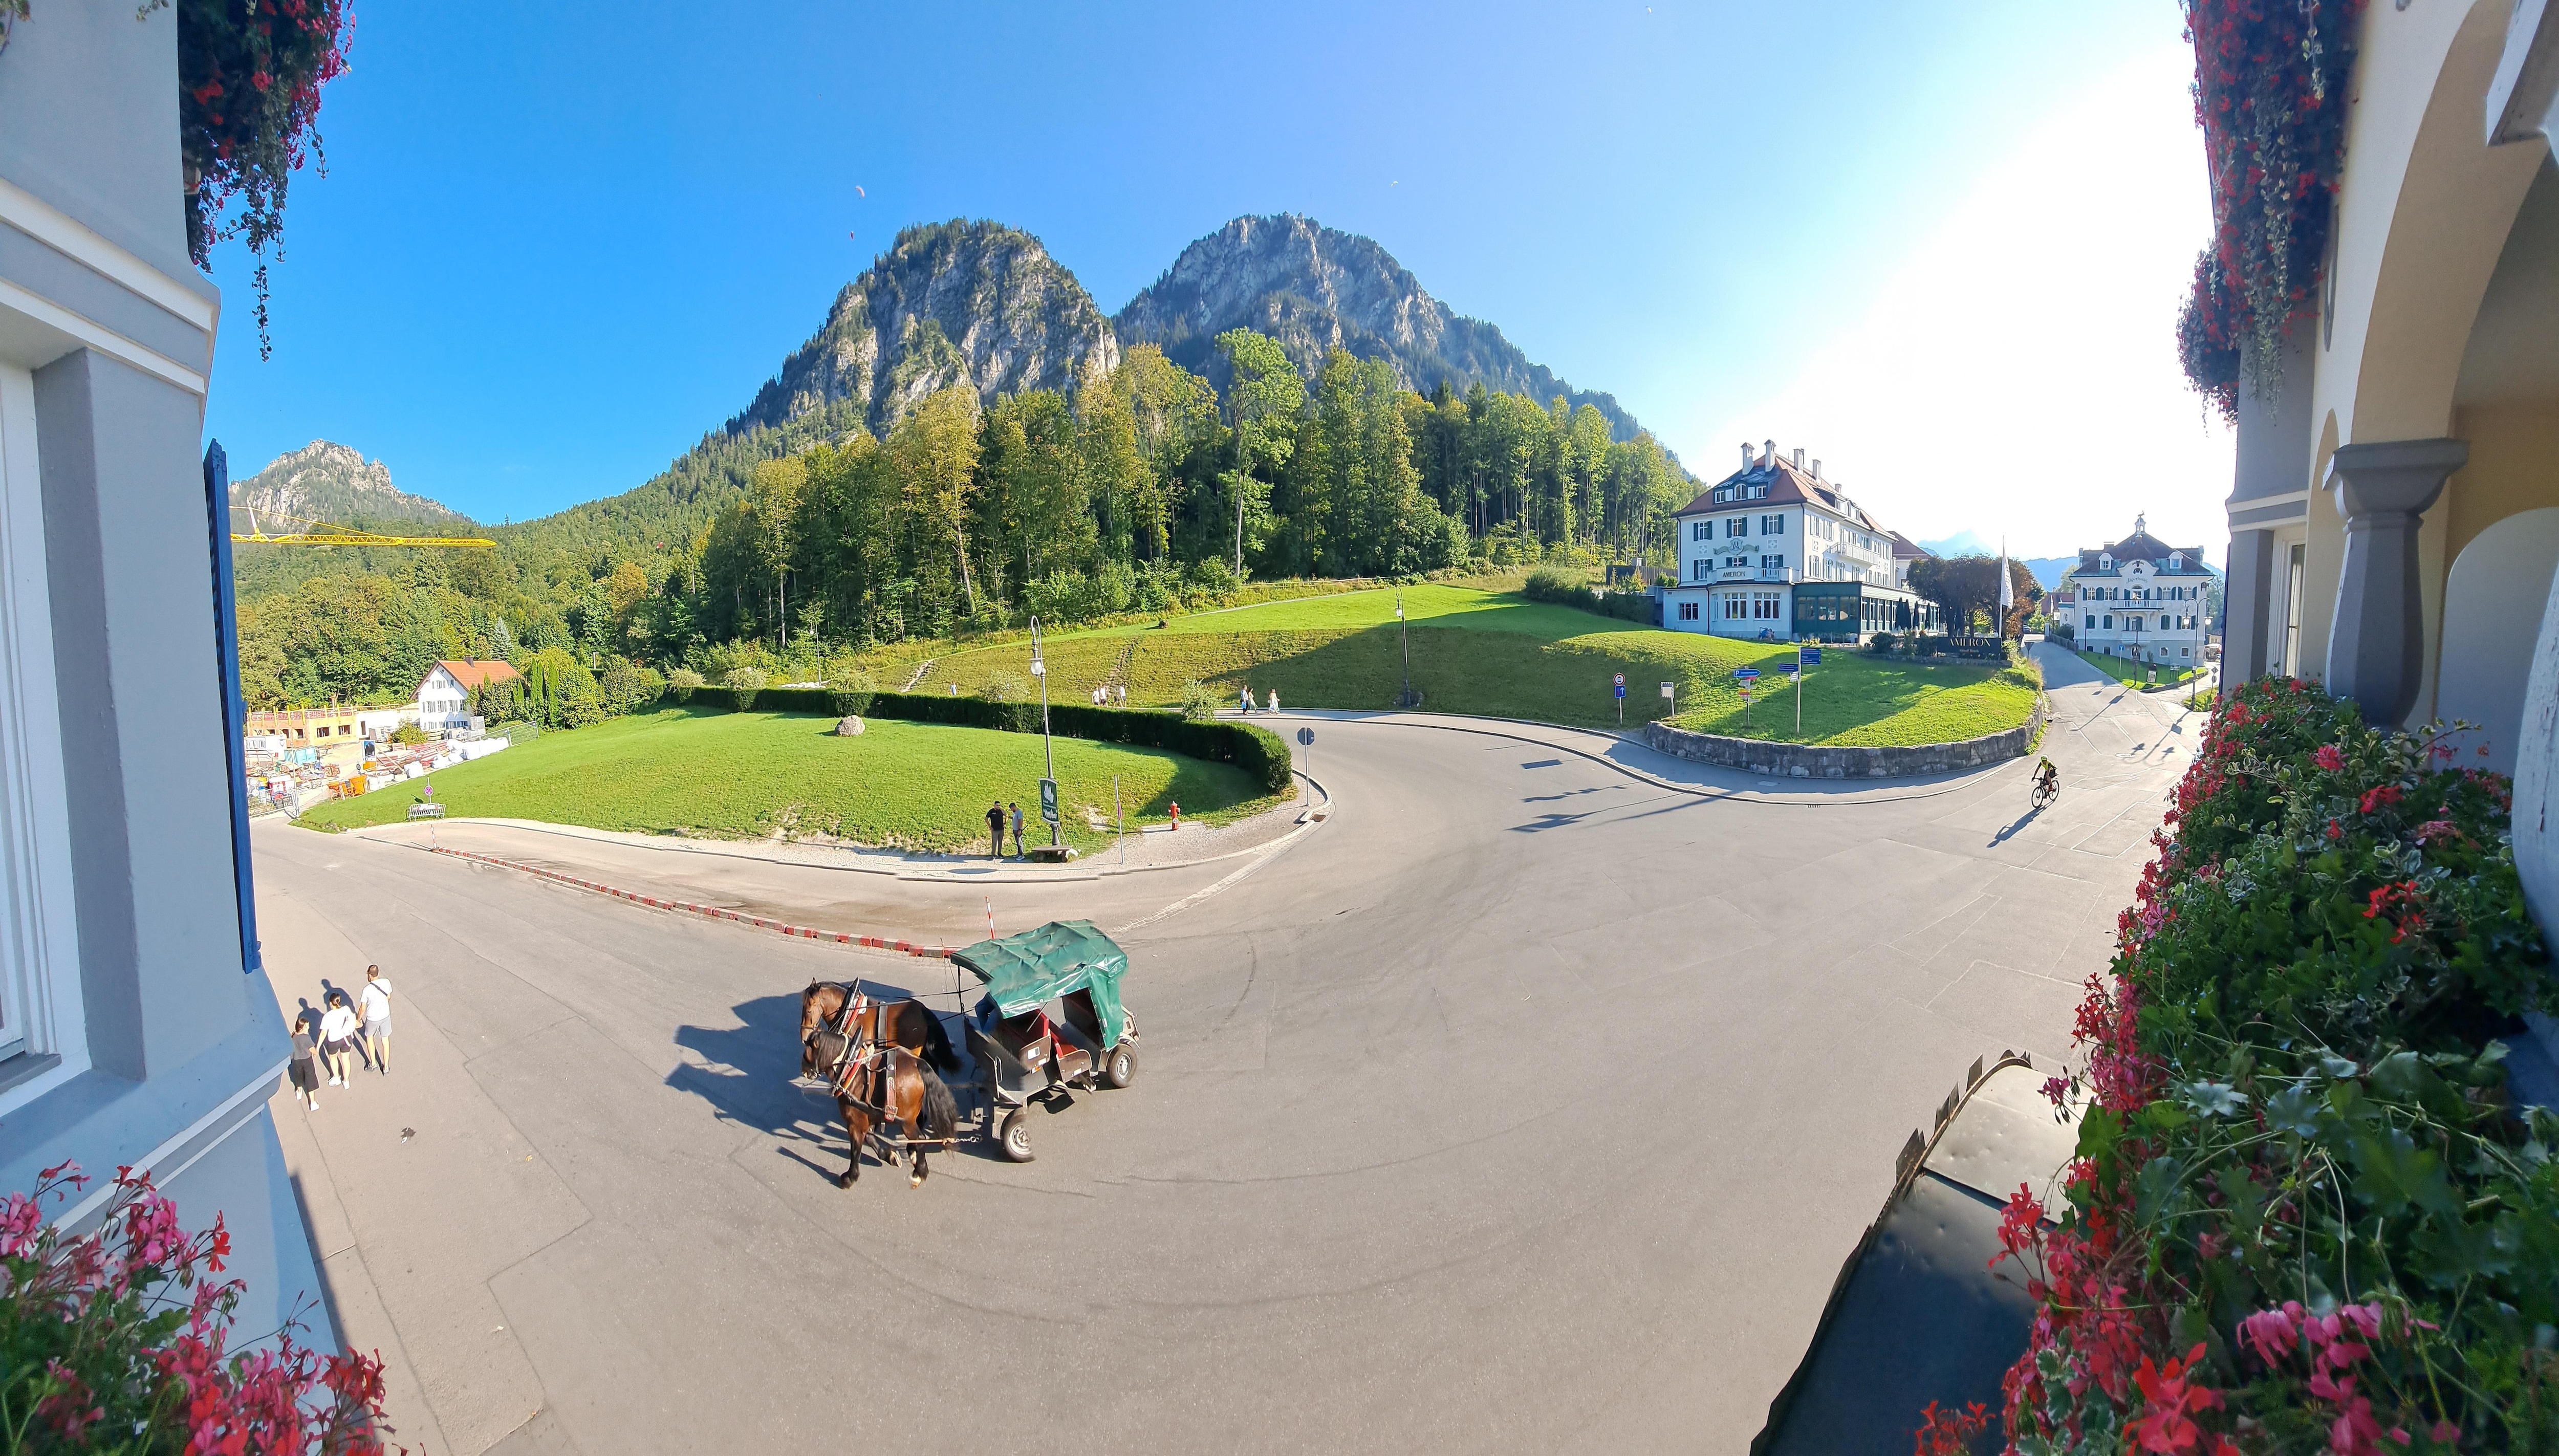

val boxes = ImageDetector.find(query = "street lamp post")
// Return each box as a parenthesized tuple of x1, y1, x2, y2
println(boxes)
(1395, 588, 1420, 709)
(1030, 616, 1059, 848)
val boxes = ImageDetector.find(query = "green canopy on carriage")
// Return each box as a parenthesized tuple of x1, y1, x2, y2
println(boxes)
(951, 920, 1130, 1049)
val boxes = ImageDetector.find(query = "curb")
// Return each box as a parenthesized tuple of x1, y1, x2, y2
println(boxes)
(422, 845, 959, 959)
(356, 770, 1332, 883)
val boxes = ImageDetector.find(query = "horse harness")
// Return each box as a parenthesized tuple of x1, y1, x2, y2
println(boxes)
(815, 986, 899, 1117)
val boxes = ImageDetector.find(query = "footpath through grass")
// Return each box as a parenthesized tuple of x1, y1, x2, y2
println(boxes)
(894, 584, 2041, 747)
(2074, 648, 2202, 690)
(299, 708, 1280, 853)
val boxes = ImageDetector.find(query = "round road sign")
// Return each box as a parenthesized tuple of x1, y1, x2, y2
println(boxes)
(1296, 727, 1315, 747)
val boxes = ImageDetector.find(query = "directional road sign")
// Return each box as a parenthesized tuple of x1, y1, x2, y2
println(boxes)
(1801, 646, 1823, 664)
(1734, 667, 1760, 682)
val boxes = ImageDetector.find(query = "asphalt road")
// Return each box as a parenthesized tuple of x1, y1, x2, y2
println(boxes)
(254, 643, 2195, 1454)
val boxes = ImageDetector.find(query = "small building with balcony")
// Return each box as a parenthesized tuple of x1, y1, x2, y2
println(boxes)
(1663, 441, 1941, 640)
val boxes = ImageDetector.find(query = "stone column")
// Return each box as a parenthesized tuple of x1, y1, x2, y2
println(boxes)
(2223, 529, 2275, 681)
(2323, 438, 2466, 727)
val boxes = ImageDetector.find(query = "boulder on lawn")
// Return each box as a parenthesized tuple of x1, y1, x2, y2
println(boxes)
(834, 715, 865, 736)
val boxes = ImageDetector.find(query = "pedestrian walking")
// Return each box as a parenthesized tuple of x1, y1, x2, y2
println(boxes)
(1009, 802, 1025, 858)
(287, 1023, 321, 1111)
(1239, 684, 1251, 713)
(986, 799, 1007, 858)
(318, 991, 359, 1088)
(359, 964, 394, 1075)
(1268, 687, 1281, 715)
(1114, 684, 1126, 707)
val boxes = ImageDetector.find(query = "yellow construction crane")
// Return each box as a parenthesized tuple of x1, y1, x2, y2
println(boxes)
(230, 506, 495, 550)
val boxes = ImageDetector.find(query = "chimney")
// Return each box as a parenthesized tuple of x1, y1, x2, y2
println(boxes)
(1791, 447, 1805, 471)
(1761, 439, 1775, 468)
(1811, 459, 1822, 481)
(1740, 442, 1754, 473)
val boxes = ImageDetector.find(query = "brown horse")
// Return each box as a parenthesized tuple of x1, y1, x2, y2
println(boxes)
(803, 1025, 959, 1187)
(800, 982, 961, 1074)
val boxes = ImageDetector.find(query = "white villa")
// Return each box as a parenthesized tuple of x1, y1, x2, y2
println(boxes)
(2070, 519, 2215, 667)
(415, 658, 519, 731)
(1662, 441, 1942, 641)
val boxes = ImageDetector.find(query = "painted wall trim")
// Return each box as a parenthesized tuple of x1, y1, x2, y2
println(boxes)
(0, 277, 206, 396)
(0, 175, 215, 332)
(50, 1057, 287, 1231)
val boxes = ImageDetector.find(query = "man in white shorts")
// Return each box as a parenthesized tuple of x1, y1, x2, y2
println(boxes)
(359, 963, 394, 1075)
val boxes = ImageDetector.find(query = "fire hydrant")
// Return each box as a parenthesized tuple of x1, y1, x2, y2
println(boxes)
(1169, 800, 1181, 831)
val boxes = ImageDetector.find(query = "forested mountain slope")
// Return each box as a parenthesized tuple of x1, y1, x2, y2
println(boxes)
(1115, 214, 1649, 443)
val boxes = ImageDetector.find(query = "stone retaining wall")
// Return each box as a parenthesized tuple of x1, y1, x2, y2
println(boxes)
(1644, 697, 2044, 780)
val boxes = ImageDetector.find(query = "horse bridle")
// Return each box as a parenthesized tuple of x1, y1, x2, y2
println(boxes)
(805, 982, 887, 1107)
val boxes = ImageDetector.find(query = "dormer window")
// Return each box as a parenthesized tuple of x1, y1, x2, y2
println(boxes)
(2099, 554, 2112, 570)
(2170, 553, 2182, 570)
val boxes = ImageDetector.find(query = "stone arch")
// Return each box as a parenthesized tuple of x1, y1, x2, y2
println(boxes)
(2439, 509, 2559, 772)
(2346, 0, 2548, 442)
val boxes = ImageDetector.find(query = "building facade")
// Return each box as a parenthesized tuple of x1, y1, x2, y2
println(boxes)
(416, 658, 518, 730)
(2069, 520, 2216, 667)
(1663, 441, 1941, 641)
(0, 7, 325, 1344)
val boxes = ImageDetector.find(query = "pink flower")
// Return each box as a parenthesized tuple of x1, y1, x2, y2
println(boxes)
(2240, 1303, 2301, 1364)
(2315, 744, 2345, 771)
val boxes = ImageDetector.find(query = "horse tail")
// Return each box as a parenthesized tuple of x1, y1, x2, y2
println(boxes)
(921, 1011, 961, 1074)
(918, 1066, 959, 1140)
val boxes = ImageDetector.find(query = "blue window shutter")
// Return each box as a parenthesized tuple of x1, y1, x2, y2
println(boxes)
(203, 442, 261, 974)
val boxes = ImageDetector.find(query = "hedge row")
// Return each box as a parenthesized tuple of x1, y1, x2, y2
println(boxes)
(1990, 678, 2556, 1448)
(687, 685, 1294, 795)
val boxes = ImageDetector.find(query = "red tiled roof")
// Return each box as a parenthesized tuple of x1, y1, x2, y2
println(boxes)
(433, 660, 521, 690)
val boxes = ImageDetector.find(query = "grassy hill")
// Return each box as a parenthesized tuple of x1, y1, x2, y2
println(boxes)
(300, 708, 1278, 852)
(884, 585, 2041, 748)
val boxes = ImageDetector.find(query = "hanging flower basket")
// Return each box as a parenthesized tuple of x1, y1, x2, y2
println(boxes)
(169, 0, 353, 355)
(2176, 0, 2366, 420)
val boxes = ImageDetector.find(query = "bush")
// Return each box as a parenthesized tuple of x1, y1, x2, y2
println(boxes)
(1993, 679, 2555, 1445)
(1868, 632, 1895, 652)
(984, 670, 1029, 705)
(597, 657, 664, 715)
(827, 666, 877, 718)
(665, 666, 704, 703)
(1520, 564, 1594, 606)
(1179, 677, 1222, 722)
(722, 665, 767, 713)
(391, 722, 431, 746)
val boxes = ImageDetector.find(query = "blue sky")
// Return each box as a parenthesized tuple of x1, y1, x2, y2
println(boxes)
(202, 1, 2228, 559)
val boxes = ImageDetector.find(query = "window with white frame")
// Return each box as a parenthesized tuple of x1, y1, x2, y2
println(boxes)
(0, 366, 85, 1096)
(1725, 518, 1747, 538)
(1690, 558, 1707, 582)
(1691, 520, 1708, 541)
(1760, 514, 1784, 535)
(1761, 554, 1784, 571)
(1721, 594, 1747, 620)
(1678, 600, 1699, 621)
(1753, 592, 1782, 620)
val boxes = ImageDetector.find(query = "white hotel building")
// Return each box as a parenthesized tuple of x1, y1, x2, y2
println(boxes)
(1661, 442, 1942, 641)
(2069, 519, 2216, 668)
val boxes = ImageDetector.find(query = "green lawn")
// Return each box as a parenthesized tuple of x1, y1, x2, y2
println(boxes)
(893, 586, 2042, 747)
(2076, 649, 2203, 689)
(298, 708, 1281, 853)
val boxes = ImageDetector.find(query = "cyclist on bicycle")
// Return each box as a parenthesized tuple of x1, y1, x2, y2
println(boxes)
(2032, 756, 2059, 797)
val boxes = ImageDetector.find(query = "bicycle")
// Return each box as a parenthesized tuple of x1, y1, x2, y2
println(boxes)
(2030, 757, 2059, 811)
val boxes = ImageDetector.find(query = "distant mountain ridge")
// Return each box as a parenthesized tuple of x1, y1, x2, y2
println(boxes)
(230, 441, 473, 531)
(1114, 214, 1649, 442)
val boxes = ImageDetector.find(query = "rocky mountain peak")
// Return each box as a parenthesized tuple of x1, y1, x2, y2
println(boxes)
(1114, 214, 1648, 442)
(732, 219, 1119, 438)
(229, 441, 472, 529)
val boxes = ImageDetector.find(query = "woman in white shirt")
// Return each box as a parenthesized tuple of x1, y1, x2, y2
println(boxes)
(318, 991, 360, 1088)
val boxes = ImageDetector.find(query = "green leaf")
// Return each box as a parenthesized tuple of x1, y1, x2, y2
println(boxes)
(2136, 1100, 2195, 1137)
(2411, 1212, 2517, 1288)
(2134, 1153, 2189, 1228)
(2264, 1082, 2324, 1138)
(2347, 1125, 2458, 1219)
(2179, 1079, 2250, 1117)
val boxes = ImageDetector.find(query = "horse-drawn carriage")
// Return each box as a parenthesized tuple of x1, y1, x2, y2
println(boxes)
(798, 919, 1137, 1186)
(957, 919, 1138, 1163)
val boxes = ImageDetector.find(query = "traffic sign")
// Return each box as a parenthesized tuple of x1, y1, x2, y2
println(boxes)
(1734, 667, 1760, 682)
(1613, 673, 1625, 686)
(1801, 646, 1822, 664)
(1296, 727, 1315, 747)
(1038, 777, 1059, 824)
(1783, 661, 1800, 677)
(1659, 682, 1674, 699)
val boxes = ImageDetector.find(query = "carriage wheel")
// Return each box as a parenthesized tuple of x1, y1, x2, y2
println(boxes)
(1103, 1042, 1137, 1090)
(998, 1108, 1035, 1163)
